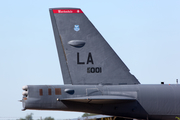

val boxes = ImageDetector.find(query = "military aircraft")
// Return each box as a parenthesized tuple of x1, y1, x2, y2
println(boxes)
(21, 8, 180, 120)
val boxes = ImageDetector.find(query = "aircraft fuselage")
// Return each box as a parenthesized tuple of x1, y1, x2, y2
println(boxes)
(22, 84, 180, 120)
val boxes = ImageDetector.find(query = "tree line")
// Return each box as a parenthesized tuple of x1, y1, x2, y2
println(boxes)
(18, 113, 54, 120)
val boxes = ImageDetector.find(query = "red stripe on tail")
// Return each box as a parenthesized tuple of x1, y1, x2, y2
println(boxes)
(53, 9, 83, 14)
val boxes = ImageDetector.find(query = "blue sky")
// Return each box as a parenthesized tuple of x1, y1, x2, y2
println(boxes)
(0, 0, 180, 119)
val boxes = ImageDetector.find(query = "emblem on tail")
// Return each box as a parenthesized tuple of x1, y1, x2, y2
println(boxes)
(74, 25, 80, 31)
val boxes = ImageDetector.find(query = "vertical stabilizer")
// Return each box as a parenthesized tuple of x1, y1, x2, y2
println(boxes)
(49, 8, 140, 85)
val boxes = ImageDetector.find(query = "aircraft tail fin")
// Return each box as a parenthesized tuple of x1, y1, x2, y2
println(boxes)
(49, 8, 140, 85)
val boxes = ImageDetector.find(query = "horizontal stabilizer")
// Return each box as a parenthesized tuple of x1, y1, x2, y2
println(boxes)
(61, 95, 136, 104)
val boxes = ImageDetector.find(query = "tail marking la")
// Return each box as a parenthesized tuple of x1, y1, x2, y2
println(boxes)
(77, 52, 94, 65)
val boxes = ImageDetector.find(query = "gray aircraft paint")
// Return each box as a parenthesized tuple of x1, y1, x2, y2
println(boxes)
(22, 84, 180, 120)
(50, 8, 139, 85)
(21, 8, 180, 120)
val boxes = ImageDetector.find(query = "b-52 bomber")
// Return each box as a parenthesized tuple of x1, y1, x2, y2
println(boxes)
(21, 8, 180, 120)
